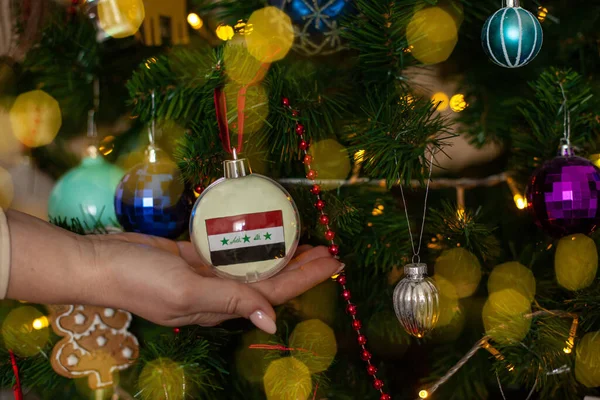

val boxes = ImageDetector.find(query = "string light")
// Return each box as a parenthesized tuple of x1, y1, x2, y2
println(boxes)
(563, 317, 578, 354)
(419, 389, 429, 398)
(537, 6, 548, 22)
(187, 13, 203, 30)
(514, 194, 527, 210)
(32, 316, 49, 330)
(449, 94, 468, 112)
(482, 339, 515, 371)
(431, 92, 450, 111)
(216, 24, 235, 41)
(234, 19, 253, 35)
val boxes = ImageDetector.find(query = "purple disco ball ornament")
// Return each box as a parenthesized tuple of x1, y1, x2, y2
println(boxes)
(526, 155, 600, 238)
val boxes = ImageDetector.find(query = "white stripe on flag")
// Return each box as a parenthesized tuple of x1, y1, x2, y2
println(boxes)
(208, 226, 285, 251)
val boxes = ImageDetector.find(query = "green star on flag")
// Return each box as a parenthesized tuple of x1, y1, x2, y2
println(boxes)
(243, 234, 251, 243)
(264, 232, 272, 240)
(221, 237, 229, 245)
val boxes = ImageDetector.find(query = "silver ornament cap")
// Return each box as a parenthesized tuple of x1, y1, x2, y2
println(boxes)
(393, 263, 440, 338)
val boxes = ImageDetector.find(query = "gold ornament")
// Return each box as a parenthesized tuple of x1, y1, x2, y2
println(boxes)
(263, 357, 312, 400)
(575, 331, 600, 387)
(246, 7, 294, 63)
(97, 0, 145, 39)
(482, 289, 531, 344)
(555, 234, 598, 291)
(406, 7, 459, 64)
(434, 248, 482, 298)
(9, 90, 62, 148)
(289, 319, 337, 373)
(2, 306, 50, 357)
(488, 262, 536, 301)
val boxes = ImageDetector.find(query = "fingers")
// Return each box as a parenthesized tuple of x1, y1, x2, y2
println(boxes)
(284, 245, 331, 271)
(252, 255, 342, 306)
(191, 278, 277, 334)
(175, 242, 214, 275)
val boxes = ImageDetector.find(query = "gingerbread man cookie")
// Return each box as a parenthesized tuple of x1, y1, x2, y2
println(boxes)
(48, 305, 139, 389)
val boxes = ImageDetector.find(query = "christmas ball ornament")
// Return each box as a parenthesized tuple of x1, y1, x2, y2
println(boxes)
(9, 90, 62, 148)
(263, 357, 312, 400)
(526, 153, 600, 238)
(575, 331, 600, 388)
(49, 155, 124, 228)
(555, 234, 598, 291)
(488, 261, 536, 301)
(269, 0, 353, 56)
(482, 289, 531, 344)
(393, 263, 440, 338)
(190, 156, 300, 282)
(115, 147, 193, 239)
(481, 0, 543, 68)
(434, 247, 482, 298)
(289, 319, 337, 373)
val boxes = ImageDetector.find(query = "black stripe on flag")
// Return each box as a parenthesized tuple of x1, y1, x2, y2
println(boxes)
(211, 243, 286, 266)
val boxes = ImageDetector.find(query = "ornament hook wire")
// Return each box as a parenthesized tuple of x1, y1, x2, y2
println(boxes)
(397, 150, 435, 263)
(148, 90, 156, 148)
(558, 82, 571, 147)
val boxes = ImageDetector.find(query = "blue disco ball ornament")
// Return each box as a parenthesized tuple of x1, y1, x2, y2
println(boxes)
(114, 149, 193, 239)
(270, 0, 353, 56)
(481, 2, 542, 68)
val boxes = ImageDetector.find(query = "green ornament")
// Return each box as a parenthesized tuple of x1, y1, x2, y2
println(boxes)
(48, 156, 124, 228)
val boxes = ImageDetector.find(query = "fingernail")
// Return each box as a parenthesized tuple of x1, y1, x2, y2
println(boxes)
(336, 263, 346, 274)
(250, 310, 277, 334)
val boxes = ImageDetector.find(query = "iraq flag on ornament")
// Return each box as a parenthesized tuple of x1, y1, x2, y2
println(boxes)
(205, 211, 286, 266)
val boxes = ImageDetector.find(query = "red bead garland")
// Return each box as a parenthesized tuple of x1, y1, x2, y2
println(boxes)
(284, 96, 387, 398)
(194, 184, 204, 195)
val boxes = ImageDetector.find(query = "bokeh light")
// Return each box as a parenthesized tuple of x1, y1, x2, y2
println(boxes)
(246, 7, 294, 63)
(224, 82, 269, 135)
(0, 166, 14, 209)
(97, 0, 145, 39)
(575, 331, 600, 387)
(482, 289, 532, 344)
(223, 43, 270, 85)
(406, 6, 459, 64)
(537, 6, 548, 22)
(234, 19, 254, 36)
(488, 262, 536, 302)
(9, 90, 62, 148)
(431, 92, 449, 111)
(434, 248, 482, 298)
(293, 280, 337, 325)
(513, 194, 527, 210)
(216, 24, 234, 41)
(187, 13, 203, 30)
(289, 319, 337, 373)
(138, 358, 186, 400)
(555, 234, 598, 291)
(2, 306, 50, 357)
(433, 275, 460, 327)
(419, 390, 429, 399)
(263, 357, 312, 400)
(32, 316, 49, 330)
(235, 329, 276, 383)
(449, 94, 467, 112)
(307, 139, 351, 189)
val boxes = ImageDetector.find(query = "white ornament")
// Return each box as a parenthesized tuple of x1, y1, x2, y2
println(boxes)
(190, 157, 300, 282)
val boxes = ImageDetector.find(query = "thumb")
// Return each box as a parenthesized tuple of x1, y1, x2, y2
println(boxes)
(198, 278, 277, 334)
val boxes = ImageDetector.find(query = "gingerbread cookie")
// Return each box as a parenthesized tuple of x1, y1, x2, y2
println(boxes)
(48, 305, 139, 389)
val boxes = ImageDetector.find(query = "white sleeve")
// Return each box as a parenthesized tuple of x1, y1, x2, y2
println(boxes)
(0, 208, 10, 299)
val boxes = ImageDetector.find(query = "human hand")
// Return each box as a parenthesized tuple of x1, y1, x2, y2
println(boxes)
(85, 233, 343, 334)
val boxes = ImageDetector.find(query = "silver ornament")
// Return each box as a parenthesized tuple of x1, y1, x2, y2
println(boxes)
(393, 263, 440, 338)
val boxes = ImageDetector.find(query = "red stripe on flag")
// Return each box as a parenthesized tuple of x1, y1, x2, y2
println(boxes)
(206, 210, 283, 236)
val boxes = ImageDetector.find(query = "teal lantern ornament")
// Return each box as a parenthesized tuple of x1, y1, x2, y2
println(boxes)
(481, 0, 543, 68)
(49, 148, 124, 228)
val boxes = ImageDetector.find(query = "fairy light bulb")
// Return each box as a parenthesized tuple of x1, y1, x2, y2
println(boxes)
(187, 13, 203, 30)
(419, 389, 429, 399)
(216, 24, 234, 41)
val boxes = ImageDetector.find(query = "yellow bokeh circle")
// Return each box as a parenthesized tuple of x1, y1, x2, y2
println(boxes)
(488, 262, 536, 302)
(2, 306, 50, 357)
(216, 24, 235, 41)
(450, 94, 468, 112)
(482, 289, 531, 344)
(9, 90, 62, 148)
(289, 319, 337, 374)
(263, 357, 312, 400)
(235, 329, 276, 383)
(575, 331, 600, 388)
(555, 234, 598, 291)
(224, 82, 269, 136)
(307, 139, 351, 188)
(138, 358, 186, 400)
(223, 43, 270, 85)
(434, 248, 482, 298)
(431, 92, 450, 111)
(246, 7, 294, 63)
(406, 7, 458, 64)
(433, 275, 460, 327)
(97, 0, 145, 39)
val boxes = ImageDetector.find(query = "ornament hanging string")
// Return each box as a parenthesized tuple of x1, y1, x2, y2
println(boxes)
(397, 151, 435, 264)
(148, 90, 157, 147)
(558, 82, 571, 147)
(214, 62, 270, 155)
(9, 350, 23, 400)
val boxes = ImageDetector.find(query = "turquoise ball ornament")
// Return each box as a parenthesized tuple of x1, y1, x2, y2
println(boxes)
(48, 155, 124, 228)
(481, 3, 542, 68)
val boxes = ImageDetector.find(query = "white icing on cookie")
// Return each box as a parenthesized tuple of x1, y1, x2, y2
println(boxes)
(122, 347, 133, 359)
(74, 313, 86, 325)
(67, 354, 79, 366)
(103, 308, 115, 318)
(96, 336, 107, 347)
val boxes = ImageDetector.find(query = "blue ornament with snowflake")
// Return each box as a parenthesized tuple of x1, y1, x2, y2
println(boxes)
(481, 0, 543, 68)
(114, 146, 193, 239)
(270, 0, 353, 56)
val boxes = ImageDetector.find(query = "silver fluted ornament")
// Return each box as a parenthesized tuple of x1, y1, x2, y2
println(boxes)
(393, 263, 440, 338)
